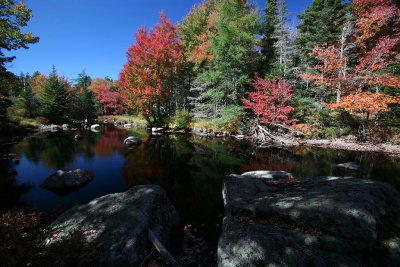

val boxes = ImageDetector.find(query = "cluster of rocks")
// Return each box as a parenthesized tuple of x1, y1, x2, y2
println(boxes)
(43, 168, 400, 266)
(39, 124, 72, 132)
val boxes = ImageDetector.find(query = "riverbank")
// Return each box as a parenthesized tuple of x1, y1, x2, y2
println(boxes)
(297, 138, 400, 157)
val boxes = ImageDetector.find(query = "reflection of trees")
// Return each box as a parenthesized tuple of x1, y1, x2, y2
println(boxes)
(121, 135, 249, 244)
(0, 160, 31, 212)
(13, 131, 76, 169)
(241, 148, 297, 173)
(93, 126, 126, 157)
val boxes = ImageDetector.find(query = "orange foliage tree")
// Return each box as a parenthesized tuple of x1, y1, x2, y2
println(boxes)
(118, 12, 183, 126)
(299, 0, 400, 140)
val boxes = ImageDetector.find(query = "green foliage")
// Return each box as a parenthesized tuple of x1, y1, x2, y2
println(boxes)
(296, 0, 348, 64)
(0, 0, 39, 68)
(172, 109, 192, 129)
(20, 86, 38, 118)
(72, 71, 98, 119)
(204, 0, 258, 105)
(212, 104, 244, 132)
(259, 0, 278, 74)
(38, 67, 71, 123)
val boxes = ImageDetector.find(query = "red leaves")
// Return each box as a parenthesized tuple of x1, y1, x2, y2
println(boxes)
(298, 45, 349, 95)
(242, 76, 295, 127)
(353, 0, 400, 88)
(118, 12, 183, 121)
(89, 78, 123, 115)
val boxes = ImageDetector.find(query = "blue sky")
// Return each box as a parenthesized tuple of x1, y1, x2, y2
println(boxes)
(6, 0, 311, 82)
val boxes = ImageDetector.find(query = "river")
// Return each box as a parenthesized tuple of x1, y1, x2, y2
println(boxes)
(1, 124, 400, 248)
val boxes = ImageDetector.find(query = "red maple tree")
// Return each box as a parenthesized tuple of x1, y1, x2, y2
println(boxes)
(352, 0, 400, 89)
(118, 12, 183, 126)
(89, 78, 123, 115)
(242, 76, 295, 127)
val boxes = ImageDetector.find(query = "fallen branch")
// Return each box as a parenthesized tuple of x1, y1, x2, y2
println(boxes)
(148, 229, 180, 267)
(257, 125, 288, 145)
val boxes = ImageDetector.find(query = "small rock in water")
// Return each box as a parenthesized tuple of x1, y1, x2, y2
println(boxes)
(337, 162, 359, 171)
(74, 134, 83, 140)
(124, 136, 142, 146)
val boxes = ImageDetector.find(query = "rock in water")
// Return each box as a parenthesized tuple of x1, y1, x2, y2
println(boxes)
(338, 162, 359, 170)
(124, 136, 142, 146)
(41, 169, 94, 192)
(45, 185, 179, 266)
(218, 171, 400, 266)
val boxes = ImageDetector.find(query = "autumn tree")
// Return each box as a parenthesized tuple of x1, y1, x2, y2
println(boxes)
(242, 76, 295, 127)
(118, 12, 183, 126)
(352, 0, 400, 90)
(89, 78, 123, 115)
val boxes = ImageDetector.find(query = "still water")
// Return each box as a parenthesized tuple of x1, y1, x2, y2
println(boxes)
(1, 125, 400, 247)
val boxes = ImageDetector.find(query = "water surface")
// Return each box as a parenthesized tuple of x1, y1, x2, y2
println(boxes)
(1, 125, 400, 247)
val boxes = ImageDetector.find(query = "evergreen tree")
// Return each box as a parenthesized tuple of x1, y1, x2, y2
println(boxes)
(259, 0, 278, 74)
(202, 0, 258, 113)
(39, 66, 71, 123)
(296, 0, 348, 64)
(20, 81, 38, 118)
(73, 70, 98, 119)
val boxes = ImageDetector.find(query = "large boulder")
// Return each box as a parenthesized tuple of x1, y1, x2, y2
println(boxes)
(40, 169, 94, 193)
(219, 171, 400, 267)
(45, 185, 179, 266)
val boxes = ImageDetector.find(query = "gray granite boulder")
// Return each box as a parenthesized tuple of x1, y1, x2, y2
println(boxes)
(219, 171, 400, 267)
(45, 185, 179, 266)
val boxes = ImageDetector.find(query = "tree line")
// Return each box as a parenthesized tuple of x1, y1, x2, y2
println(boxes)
(1, 0, 399, 141)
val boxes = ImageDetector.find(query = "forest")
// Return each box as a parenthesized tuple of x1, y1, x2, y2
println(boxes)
(1, 0, 399, 143)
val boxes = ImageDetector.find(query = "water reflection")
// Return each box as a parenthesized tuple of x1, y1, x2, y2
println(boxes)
(0, 125, 399, 247)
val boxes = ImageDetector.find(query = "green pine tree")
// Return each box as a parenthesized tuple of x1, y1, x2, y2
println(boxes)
(296, 0, 348, 65)
(204, 0, 258, 109)
(259, 0, 278, 75)
(73, 70, 98, 119)
(39, 66, 71, 123)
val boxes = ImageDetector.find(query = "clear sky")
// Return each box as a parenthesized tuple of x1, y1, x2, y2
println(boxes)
(6, 0, 311, 82)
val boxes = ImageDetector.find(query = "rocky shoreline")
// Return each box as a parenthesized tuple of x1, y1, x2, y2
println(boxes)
(42, 171, 400, 266)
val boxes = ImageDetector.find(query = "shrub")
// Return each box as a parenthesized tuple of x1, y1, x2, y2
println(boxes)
(172, 109, 192, 129)
(35, 116, 50, 125)
(212, 105, 244, 133)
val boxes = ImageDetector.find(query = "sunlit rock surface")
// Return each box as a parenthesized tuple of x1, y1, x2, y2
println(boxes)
(219, 171, 400, 266)
(45, 185, 179, 266)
